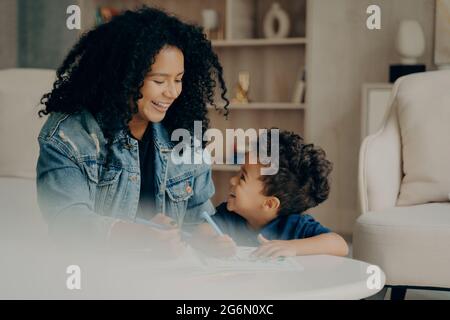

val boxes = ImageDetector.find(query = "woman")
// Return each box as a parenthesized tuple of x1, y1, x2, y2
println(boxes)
(36, 7, 229, 254)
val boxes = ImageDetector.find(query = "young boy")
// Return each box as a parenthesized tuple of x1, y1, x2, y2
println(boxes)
(193, 130, 349, 258)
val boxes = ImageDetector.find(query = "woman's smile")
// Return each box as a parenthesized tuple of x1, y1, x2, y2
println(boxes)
(151, 100, 172, 113)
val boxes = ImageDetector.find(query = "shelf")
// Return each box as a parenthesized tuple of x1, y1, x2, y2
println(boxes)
(212, 164, 240, 172)
(211, 37, 307, 47)
(208, 103, 305, 110)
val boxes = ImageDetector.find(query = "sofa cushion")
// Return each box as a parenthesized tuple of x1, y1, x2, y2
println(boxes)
(396, 71, 450, 206)
(353, 203, 450, 287)
(0, 69, 55, 178)
(0, 177, 47, 238)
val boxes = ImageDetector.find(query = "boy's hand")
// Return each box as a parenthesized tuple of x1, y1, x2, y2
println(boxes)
(252, 234, 297, 258)
(190, 223, 237, 257)
(206, 234, 237, 257)
(191, 227, 237, 258)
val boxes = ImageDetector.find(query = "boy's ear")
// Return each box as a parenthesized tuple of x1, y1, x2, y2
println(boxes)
(263, 196, 280, 211)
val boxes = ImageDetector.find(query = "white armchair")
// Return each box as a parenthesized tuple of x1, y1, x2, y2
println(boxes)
(353, 70, 450, 300)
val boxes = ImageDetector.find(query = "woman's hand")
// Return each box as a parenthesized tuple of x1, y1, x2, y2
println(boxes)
(146, 213, 187, 258)
(109, 217, 186, 258)
(148, 227, 186, 258)
(251, 234, 297, 258)
(150, 213, 178, 227)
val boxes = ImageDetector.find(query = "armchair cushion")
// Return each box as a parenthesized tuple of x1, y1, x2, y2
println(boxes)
(353, 203, 450, 287)
(396, 71, 450, 206)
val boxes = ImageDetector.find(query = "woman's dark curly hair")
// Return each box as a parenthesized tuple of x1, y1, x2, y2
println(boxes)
(259, 130, 333, 216)
(38, 6, 229, 146)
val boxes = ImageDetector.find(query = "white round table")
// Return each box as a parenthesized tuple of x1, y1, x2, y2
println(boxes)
(1, 243, 385, 300)
(155, 254, 386, 300)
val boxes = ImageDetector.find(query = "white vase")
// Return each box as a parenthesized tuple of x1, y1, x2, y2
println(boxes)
(202, 9, 219, 31)
(263, 2, 290, 39)
(202, 9, 219, 40)
(396, 20, 425, 65)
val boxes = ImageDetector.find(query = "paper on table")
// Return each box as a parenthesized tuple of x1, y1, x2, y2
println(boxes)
(131, 246, 303, 274)
(202, 246, 304, 273)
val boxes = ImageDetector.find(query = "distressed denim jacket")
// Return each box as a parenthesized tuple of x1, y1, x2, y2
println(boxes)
(36, 110, 215, 242)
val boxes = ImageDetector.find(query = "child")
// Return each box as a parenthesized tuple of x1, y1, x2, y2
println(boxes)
(192, 130, 349, 258)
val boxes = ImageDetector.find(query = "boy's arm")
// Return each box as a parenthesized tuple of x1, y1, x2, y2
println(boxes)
(253, 232, 349, 258)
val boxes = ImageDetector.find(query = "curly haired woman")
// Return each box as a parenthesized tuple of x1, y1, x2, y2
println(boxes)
(36, 6, 231, 255)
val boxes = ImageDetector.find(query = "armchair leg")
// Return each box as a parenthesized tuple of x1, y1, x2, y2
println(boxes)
(390, 286, 407, 300)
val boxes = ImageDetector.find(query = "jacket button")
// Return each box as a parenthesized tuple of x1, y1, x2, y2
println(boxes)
(186, 185, 192, 193)
(129, 175, 138, 182)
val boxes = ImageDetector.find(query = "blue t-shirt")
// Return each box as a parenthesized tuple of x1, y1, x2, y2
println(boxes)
(212, 202, 331, 246)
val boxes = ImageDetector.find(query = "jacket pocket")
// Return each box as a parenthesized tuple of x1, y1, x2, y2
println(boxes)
(94, 166, 122, 214)
(83, 161, 99, 184)
(165, 174, 195, 202)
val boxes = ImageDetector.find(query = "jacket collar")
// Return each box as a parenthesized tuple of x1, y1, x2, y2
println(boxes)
(94, 111, 176, 151)
(152, 122, 176, 151)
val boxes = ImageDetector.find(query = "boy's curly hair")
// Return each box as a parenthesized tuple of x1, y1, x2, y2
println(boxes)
(38, 6, 229, 146)
(260, 130, 333, 216)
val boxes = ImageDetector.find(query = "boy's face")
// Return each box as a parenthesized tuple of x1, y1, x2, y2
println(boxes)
(227, 161, 279, 228)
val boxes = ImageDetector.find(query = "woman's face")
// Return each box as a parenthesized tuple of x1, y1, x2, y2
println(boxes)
(136, 45, 184, 123)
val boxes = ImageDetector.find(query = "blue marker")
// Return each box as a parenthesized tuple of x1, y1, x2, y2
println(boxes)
(200, 211, 224, 236)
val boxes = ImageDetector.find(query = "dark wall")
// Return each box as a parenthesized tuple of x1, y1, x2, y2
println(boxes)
(0, 0, 18, 69)
(18, 0, 79, 69)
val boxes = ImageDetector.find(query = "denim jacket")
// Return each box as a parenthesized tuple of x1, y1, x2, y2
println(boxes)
(36, 110, 215, 242)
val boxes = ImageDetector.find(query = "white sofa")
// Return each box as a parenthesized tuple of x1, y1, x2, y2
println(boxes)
(353, 70, 450, 300)
(0, 68, 55, 236)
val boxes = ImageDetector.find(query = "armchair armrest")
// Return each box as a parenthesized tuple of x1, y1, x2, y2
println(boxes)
(358, 99, 402, 214)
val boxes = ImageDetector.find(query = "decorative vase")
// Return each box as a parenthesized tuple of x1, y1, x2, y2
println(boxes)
(396, 20, 425, 65)
(202, 9, 219, 40)
(263, 2, 290, 39)
(232, 71, 251, 104)
(390, 19, 427, 82)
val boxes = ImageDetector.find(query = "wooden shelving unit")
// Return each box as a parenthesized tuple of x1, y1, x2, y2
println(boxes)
(212, 37, 307, 47)
(208, 103, 305, 111)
